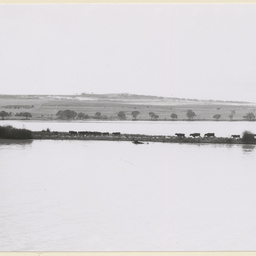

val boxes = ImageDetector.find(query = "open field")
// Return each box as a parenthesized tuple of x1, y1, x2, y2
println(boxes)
(0, 93, 255, 121)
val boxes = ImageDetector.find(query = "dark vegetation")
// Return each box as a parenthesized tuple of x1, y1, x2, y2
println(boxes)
(213, 114, 221, 121)
(186, 109, 196, 120)
(243, 112, 255, 121)
(0, 111, 11, 120)
(15, 112, 32, 119)
(241, 131, 256, 144)
(0, 126, 33, 139)
(171, 113, 178, 120)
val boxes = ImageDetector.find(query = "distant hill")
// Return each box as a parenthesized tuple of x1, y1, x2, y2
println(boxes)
(0, 93, 255, 121)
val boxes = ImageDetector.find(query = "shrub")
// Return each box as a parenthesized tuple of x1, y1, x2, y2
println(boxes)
(213, 114, 221, 121)
(243, 112, 255, 121)
(0, 125, 33, 140)
(241, 131, 255, 144)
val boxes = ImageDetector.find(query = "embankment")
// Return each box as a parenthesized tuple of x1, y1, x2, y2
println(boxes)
(31, 131, 252, 145)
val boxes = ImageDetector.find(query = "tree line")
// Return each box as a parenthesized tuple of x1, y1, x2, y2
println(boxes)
(1, 109, 256, 121)
(0, 111, 32, 120)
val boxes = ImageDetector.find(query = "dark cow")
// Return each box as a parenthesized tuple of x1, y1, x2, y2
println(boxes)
(113, 132, 121, 136)
(189, 133, 200, 138)
(102, 132, 110, 136)
(175, 133, 185, 138)
(69, 131, 77, 135)
(204, 133, 215, 138)
(231, 135, 240, 139)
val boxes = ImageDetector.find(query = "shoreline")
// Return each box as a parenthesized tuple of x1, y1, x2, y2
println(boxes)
(31, 131, 254, 145)
(1, 125, 255, 145)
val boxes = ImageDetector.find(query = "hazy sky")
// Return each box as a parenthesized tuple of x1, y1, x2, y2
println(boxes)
(0, 4, 256, 101)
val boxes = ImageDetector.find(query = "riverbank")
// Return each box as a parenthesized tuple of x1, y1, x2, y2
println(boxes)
(1, 125, 255, 144)
(31, 131, 253, 145)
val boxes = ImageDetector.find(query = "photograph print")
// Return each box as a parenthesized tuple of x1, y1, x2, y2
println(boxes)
(0, 3, 256, 252)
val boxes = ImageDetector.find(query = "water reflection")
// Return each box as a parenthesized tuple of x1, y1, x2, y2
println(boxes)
(242, 144, 255, 154)
(0, 139, 33, 148)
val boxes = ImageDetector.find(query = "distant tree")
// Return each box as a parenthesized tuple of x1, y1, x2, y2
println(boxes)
(0, 111, 9, 120)
(229, 110, 236, 120)
(149, 112, 155, 120)
(77, 112, 89, 120)
(131, 111, 140, 120)
(213, 114, 221, 121)
(117, 111, 126, 120)
(95, 112, 101, 118)
(149, 112, 158, 120)
(56, 110, 77, 120)
(243, 112, 255, 121)
(153, 114, 159, 120)
(171, 113, 178, 120)
(186, 110, 196, 120)
(15, 112, 32, 120)
(148, 112, 159, 120)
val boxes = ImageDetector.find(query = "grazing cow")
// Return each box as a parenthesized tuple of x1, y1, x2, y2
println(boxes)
(231, 135, 240, 139)
(189, 133, 200, 138)
(69, 131, 77, 135)
(113, 132, 121, 136)
(204, 133, 215, 138)
(175, 133, 185, 138)
(102, 132, 109, 136)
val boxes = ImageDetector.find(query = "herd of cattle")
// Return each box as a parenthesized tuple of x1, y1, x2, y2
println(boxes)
(34, 130, 250, 142)
(175, 133, 241, 139)
(66, 131, 242, 139)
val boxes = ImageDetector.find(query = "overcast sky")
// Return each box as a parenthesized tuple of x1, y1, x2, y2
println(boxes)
(0, 4, 256, 101)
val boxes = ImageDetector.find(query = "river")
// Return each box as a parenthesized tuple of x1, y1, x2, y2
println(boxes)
(0, 121, 256, 251)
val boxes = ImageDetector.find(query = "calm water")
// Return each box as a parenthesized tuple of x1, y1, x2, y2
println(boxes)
(1, 139, 256, 251)
(0, 120, 256, 137)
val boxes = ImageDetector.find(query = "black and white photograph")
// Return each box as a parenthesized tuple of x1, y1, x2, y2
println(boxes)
(1, 3, 256, 252)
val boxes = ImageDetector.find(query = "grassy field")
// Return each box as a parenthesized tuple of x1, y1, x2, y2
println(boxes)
(0, 93, 255, 121)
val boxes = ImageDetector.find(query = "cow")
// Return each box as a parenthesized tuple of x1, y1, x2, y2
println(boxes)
(175, 133, 185, 138)
(231, 135, 240, 139)
(113, 132, 121, 136)
(204, 133, 215, 138)
(189, 133, 200, 138)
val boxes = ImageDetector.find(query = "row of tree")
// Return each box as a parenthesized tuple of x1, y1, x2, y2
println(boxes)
(0, 111, 32, 120)
(56, 110, 142, 120)
(1, 109, 255, 121)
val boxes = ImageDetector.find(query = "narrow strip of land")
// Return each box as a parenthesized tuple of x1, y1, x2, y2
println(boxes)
(32, 131, 248, 145)
(1, 125, 255, 144)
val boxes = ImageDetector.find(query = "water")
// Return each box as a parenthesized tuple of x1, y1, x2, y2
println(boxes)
(0, 120, 256, 137)
(1, 139, 256, 251)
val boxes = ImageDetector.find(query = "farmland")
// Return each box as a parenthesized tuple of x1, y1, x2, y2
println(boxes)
(0, 93, 255, 121)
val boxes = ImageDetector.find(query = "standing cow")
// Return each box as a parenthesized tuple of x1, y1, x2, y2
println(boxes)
(204, 133, 215, 138)
(189, 133, 200, 138)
